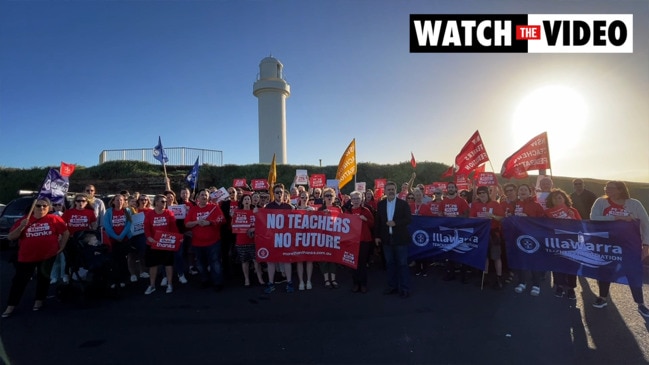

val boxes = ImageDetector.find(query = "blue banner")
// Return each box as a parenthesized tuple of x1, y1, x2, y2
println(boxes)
(408, 216, 491, 271)
(502, 217, 643, 286)
(185, 156, 199, 189)
(153, 136, 168, 164)
(38, 168, 69, 205)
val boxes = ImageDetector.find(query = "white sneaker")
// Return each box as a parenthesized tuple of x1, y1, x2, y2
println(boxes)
(144, 286, 156, 295)
(161, 277, 168, 286)
(140, 272, 150, 279)
(166, 285, 173, 294)
(50, 278, 58, 284)
(299, 282, 305, 291)
(514, 283, 526, 294)
(178, 274, 188, 284)
(306, 281, 313, 290)
(119, 282, 126, 288)
(130, 275, 138, 283)
(530, 286, 541, 296)
(62, 275, 69, 284)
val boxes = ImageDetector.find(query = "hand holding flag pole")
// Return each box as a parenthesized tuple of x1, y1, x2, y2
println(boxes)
(154, 136, 171, 191)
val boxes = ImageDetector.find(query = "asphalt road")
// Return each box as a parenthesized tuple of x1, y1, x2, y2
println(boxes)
(1, 251, 648, 365)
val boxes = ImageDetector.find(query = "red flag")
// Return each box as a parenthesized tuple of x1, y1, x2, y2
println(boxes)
(454, 130, 490, 175)
(60, 162, 75, 177)
(410, 152, 417, 169)
(441, 165, 455, 178)
(500, 132, 551, 179)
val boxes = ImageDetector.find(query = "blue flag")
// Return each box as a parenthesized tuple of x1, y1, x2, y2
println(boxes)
(185, 156, 200, 189)
(502, 216, 643, 286)
(153, 136, 168, 164)
(38, 168, 69, 205)
(408, 216, 491, 271)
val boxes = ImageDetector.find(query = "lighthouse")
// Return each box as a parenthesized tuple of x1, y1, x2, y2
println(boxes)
(253, 56, 290, 164)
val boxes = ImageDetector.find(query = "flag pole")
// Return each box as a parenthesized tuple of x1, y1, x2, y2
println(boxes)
(163, 160, 171, 191)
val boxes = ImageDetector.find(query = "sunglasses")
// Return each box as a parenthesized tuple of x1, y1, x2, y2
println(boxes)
(76, 199, 87, 202)
(324, 194, 334, 198)
(35, 204, 48, 208)
(274, 191, 283, 194)
(85, 190, 94, 193)
(406, 197, 414, 200)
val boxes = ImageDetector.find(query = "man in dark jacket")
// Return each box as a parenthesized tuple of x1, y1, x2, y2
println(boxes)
(375, 181, 412, 298)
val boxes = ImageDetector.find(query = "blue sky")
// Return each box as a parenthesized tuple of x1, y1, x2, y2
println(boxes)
(1, 0, 647, 183)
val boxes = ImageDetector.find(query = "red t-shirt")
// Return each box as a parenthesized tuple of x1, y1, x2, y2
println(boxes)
(63, 208, 97, 234)
(11, 214, 68, 262)
(440, 196, 470, 217)
(514, 198, 545, 217)
(144, 209, 178, 244)
(108, 209, 128, 236)
(544, 205, 582, 220)
(470, 200, 504, 229)
(349, 206, 374, 242)
(420, 201, 442, 216)
(186, 203, 225, 247)
(602, 198, 630, 217)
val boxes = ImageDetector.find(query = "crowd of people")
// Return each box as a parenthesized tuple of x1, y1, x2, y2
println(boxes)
(2, 177, 648, 319)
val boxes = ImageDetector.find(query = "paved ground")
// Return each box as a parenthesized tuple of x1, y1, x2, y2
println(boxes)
(0, 250, 648, 365)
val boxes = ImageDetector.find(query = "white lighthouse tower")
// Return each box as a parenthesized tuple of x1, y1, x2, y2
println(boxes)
(253, 56, 290, 164)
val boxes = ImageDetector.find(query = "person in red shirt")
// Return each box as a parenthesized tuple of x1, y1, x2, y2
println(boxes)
(344, 191, 375, 293)
(3, 198, 70, 317)
(63, 193, 98, 235)
(470, 186, 505, 289)
(318, 187, 343, 289)
(440, 182, 471, 282)
(513, 184, 545, 296)
(186, 189, 226, 291)
(544, 189, 581, 300)
(232, 194, 264, 288)
(143, 195, 179, 295)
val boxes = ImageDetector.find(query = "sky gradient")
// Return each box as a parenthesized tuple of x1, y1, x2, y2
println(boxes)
(1, 0, 647, 183)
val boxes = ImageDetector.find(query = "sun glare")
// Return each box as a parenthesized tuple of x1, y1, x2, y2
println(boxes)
(511, 85, 588, 161)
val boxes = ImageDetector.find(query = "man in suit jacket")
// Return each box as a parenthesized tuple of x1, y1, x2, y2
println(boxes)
(375, 181, 412, 298)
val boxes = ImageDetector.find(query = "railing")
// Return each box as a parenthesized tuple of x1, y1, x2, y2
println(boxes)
(99, 147, 223, 166)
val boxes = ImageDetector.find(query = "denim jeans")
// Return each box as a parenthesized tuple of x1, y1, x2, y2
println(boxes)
(383, 243, 410, 292)
(194, 241, 223, 286)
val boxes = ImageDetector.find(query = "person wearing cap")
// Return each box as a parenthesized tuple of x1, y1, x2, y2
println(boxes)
(569, 178, 597, 219)
(470, 186, 505, 289)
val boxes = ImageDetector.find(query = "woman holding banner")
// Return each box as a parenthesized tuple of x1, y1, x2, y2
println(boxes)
(295, 191, 315, 290)
(344, 191, 374, 293)
(512, 184, 545, 296)
(233, 194, 264, 288)
(470, 186, 505, 289)
(590, 181, 649, 318)
(544, 189, 581, 300)
(143, 195, 179, 295)
(2, 198, 69, 317)
(318, 188, 343, 289)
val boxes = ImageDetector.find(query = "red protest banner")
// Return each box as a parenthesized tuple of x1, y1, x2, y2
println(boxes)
(251, 179, 270, 191)
(254, 209, 362, 268)
(151, 231, 183, 251)
(60, 162, 75, 177)
(309, 174, 326, 189)
(476, 172, 498, 187)
(455, 130, 490, 175)
(501, 132, 551, 179)
(231, 209, 255, 234)
(233, 178, 247, 188)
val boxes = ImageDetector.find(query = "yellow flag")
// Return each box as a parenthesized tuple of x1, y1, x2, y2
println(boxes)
(336, 139, 356, 189)
(268, 153, 277, 188)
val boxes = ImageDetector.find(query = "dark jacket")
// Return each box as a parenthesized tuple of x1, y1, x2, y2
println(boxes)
(374, 197, 412, 245)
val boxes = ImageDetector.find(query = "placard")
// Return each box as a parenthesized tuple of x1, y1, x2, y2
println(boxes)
(309, 174, 326, 189)
(231, 209, 255, 234)
(168, 204, 187, 219)
(233, 178, 247, 188)
(295, 169, 308, 185)
(251, 179, 269, 191)
(130, 212, 145, 236)
(355, 182, 366, 193)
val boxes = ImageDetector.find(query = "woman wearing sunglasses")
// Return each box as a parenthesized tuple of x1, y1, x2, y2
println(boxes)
(318, 187, 342, 289)
(3, 198, 69, 317)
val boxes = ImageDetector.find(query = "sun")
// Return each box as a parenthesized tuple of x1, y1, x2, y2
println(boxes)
(511, 85, 588, 162)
